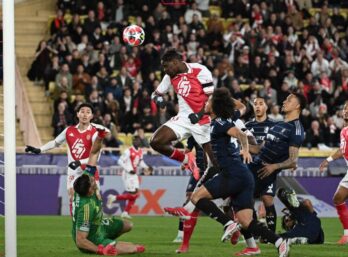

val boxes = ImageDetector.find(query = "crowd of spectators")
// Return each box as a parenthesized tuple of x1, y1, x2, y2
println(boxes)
(27, 0, 348, 150)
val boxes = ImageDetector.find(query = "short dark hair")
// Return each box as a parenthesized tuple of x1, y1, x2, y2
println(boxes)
(255, 95, 267, 102)
(161, 49, 183, 62)
(76, 103, 94, 114)
(73, 174, 91, 197)
(292, 93, 307, 110)
(212, 88, 236, 119)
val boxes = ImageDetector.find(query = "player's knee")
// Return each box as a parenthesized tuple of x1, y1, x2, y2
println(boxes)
(149, 136, 161, 151)
(333, 194, 344, 205)
(122, 220, 133, 233)
(239, 218, 252, 230)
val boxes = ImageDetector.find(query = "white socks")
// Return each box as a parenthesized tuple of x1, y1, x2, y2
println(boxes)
(275, 238, 283, 248)
(246, 237, 257, 248)
(184, 201, 196, 213)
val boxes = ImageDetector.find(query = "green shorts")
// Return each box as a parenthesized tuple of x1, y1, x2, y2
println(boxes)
(100, 217, 124, 243)
(80, 217, 124, 251)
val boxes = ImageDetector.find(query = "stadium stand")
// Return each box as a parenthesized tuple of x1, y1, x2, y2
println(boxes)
(25, 0, 348, 154)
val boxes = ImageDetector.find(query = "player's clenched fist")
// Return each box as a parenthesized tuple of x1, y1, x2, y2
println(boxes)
(97, 244, 117, 256)
(25, 145, 41, 154)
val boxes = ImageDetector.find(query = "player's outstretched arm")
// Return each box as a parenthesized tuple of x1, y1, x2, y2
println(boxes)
(26, 128, 67, 154)
(76, 230, 116, 255)
(88, 136, 104, 167)
(319, 148, 343, 172)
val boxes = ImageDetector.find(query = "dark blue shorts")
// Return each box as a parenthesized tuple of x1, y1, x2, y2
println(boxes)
(248, 159, 277, 197)
(204, 159, 255, 212)
(280, 221, 324, 244)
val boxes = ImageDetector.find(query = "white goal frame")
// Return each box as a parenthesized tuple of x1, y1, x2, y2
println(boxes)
(3, 0, 17, 256)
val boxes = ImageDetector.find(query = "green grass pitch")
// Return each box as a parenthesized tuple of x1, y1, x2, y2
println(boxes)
(0, 216, 347, 257)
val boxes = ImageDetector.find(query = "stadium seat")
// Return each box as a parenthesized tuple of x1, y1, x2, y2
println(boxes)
(209, 6, 222, 17)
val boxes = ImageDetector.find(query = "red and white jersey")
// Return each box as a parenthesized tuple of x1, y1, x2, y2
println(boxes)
(340, 126, 348, 165)
(40, 123, 108, 176)
(155, 62, 214, 125)
(118, 146, 148, 174)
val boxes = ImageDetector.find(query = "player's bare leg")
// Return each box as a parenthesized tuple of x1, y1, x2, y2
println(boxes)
(115, 241, 145, 254)
(150, 125, 179, 156)
(150, 125, 200, 179)
(333, 186, 348, 244)
(261, 195, 277, 234)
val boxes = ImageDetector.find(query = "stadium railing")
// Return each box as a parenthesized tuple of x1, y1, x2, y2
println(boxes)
(15, 64, 42, 146)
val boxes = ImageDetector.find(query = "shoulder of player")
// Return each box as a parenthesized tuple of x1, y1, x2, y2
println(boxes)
(265, 117, 277, 125)
(245, 119, 256, 127)
(287, 119, 304, 135)
(188, 63, 211, 76)
(215, 117, 234, 126)
(341, 126, 348, 136)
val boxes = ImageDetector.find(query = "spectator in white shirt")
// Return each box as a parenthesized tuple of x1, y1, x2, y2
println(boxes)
(311, 51, 330, 77)
(184, 2, 202, 24)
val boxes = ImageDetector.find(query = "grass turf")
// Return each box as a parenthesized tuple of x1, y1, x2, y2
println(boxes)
(0, 216, 346, 257)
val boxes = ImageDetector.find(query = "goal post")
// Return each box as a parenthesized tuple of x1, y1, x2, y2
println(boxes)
(3, 0, 18, 256)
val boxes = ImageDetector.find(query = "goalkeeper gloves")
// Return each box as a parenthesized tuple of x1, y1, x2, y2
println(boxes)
(25, 145, 41, 154)
(153, 95, 166, 109)
(68, 160, 81, 170)
(96, 244, 117, 256)
(84, 165, 97, 176)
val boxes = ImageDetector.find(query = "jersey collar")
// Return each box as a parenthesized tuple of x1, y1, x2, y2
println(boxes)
(75, 123, 92, 133)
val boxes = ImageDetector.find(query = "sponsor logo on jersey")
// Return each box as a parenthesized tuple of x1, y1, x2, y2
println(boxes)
(69, 133, 74, 137)
(71, 139, 86, 159)
(177, 76, 191, 97)
(267, 183, 274, 193)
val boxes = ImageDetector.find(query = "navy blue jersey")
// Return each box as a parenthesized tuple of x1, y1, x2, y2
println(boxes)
(210, 117, 240, 168)
(245, 118, 277, 144)
(259, 119, 304, 164)
(187, 136, 206, 171)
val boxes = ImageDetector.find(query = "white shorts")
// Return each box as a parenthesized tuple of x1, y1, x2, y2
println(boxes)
(122, 171, 140, 192)
(339, 172, 348, 189)
(164, 116, 210, 145)
(67, 172, 82, 190)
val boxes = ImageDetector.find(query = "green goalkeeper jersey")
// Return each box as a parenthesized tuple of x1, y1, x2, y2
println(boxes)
(72, 192, 109, 245)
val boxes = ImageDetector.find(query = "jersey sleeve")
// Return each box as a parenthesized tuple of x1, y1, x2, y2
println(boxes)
(216, 118, 235, 135)
(117, 149, 133, 172)
(91, 123, 111, 142)
(340, 129, 348, 155)
(197, 65, 214, 95)
(40, 128, 67, 152)
(76, 203, 93, 233)
(289, 121, 305, 147)
(154, 74, 171, 96)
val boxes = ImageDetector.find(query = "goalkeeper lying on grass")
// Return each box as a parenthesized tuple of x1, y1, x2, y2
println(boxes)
(72, 127, 145, 256)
